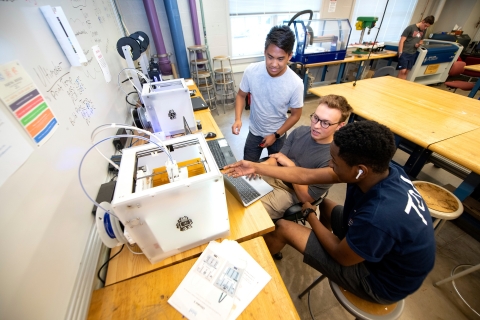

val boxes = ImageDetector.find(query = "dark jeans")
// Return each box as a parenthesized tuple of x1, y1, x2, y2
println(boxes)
(243, 131, 286, 161)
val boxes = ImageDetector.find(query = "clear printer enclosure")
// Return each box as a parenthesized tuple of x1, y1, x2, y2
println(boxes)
(287, 19, 351, 64)
(111, 133, 230, 264)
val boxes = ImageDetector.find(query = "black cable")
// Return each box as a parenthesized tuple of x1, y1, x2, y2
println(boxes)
(130, 133, 147, 147)
(121, 77, 133, 83)
(308, 290, 316, 320)
(353, 0, 390, 87)
(125, 91, 138, 106)
(97, 244, 124, 284)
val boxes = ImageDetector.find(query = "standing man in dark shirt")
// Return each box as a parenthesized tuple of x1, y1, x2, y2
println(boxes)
(397, 15, 435, 80)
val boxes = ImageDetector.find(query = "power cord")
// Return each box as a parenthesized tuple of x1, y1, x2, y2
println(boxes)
(97, 244, 124, 284)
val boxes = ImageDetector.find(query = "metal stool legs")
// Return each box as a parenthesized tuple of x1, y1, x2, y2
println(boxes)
(298, 274, 326, 299)
(434, 263, 480, 316)
(187, 45, 218, 114)
(213, 55, 236, 113)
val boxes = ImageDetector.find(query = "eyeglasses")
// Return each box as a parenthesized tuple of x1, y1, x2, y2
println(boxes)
(310, 113, 341, 128)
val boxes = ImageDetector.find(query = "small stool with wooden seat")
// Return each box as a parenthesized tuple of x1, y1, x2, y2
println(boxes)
(299, 275, 405, 320)
(187, 45, 218, 114)
(412, 181, 464, 236)
(213, 55, 236, 113)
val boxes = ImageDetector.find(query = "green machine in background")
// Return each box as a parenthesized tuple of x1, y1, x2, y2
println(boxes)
(353, 16, 379, 54)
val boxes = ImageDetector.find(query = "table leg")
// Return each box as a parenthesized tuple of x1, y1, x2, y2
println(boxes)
(403, 147, 432, 178)
(468, 79, 480, 98)
(354, 61, 364, 81)
(454, 172, 480, 201)
(337, 63, 346, 84)
(321, 66, 328, 81)
(303, 70, 309, 98)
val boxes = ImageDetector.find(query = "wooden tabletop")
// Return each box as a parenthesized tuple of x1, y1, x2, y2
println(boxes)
(89, 237, 300, 320)
(105, 188, 275, 285)
(305, 50, 397, 68)
(428, 128, 480, 175)
(464, 64, 480, 72)
(308, 77, 480, 147)
(194, 110, 224, 139)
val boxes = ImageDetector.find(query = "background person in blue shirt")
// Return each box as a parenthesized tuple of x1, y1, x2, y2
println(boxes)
(232, 25, 304, 161)
(226, 121, 436, 303)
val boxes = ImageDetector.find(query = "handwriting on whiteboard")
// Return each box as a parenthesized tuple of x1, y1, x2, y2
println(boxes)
(34, 60, 94, 126)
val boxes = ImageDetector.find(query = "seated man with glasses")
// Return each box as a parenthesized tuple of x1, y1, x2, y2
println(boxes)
(259, 94, 353, 220)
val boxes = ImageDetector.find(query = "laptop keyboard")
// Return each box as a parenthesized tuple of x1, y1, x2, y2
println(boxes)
(207, 140, 228, 168)
(223, 174, 260, 204)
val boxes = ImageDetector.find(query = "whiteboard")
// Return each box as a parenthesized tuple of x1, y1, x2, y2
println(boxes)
(0, 1, 129, 319)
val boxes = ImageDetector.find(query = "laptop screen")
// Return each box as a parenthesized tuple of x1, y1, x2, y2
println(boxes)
(184, 116, 193, 135)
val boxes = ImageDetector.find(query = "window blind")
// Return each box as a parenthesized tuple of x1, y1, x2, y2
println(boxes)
(229, 0, 321, 16)
(350, 0, 418, 43)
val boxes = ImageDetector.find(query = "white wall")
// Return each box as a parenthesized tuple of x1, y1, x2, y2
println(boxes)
(0, 1, 127, 319)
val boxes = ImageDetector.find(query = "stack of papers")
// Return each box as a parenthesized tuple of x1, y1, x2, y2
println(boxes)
(168, 239, 271, 319)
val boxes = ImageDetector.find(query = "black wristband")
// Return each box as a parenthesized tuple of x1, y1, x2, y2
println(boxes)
(302, 208, 316, 219)
(274, 132, 281, 139)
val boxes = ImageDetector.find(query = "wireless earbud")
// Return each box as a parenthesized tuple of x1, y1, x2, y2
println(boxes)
(356, 169, 364, 179)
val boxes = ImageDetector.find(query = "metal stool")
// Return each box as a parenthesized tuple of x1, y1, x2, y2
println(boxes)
(412, 181, 463, 236)
(196, 71, 218, 115)
(213, 55, 236, 113)
(187, 45, 218, 114)
(434, 263, 480, 317)
(299, 275, 404, 320)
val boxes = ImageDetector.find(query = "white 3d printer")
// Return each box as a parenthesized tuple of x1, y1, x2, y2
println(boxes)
(141, 78, 197, 136)
(110, 133, 230, 264)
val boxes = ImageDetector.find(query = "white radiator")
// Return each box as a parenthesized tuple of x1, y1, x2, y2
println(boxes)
(64, 222, 103, 320)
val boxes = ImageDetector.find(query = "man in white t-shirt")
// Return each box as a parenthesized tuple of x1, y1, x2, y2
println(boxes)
(232, 25, 304, 161)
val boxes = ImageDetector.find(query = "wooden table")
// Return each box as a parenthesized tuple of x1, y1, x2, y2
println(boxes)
(90, 237, 299, 319)
(463, 64, 480, 98)
(306, 50, 397, 85)
(428, 128, 480, 201)
(308, 76, 480, 177)
(193, 109, 224, 139)
(308, 77, 480, 146)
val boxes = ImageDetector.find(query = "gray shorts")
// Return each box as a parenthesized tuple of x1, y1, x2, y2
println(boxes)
(303, 205, 395, 304)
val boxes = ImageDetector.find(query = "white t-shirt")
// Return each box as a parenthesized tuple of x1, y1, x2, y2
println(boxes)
(239, 61, 304, 137)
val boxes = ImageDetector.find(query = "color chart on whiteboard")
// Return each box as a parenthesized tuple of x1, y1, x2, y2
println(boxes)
(0, 60, 58, 146)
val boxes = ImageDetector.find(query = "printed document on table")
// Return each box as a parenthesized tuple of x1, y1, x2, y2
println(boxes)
(168, 239, 271, 320)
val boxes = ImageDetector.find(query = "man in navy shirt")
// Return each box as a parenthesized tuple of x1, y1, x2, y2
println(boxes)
(226, 121, 436, 303)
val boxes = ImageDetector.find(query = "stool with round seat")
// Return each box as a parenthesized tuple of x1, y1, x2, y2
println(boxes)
(412, 181, 464, 236)
(299, 275, 405, 320)
(213, 55, 236, 113)
(187, 45, 218, 114)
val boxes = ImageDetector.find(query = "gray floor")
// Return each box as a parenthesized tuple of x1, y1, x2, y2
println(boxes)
(210, 81, 480, 319)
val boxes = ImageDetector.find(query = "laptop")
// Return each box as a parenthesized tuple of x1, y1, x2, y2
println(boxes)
(206, 139, 237, 169)
(191, 96, 208, 111)
(183, 116, 193, 135)
(223, 174, 273, 207)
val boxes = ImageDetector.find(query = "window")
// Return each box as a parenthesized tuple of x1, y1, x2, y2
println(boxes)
(229, 1, 322, 58)
(350, 0, 418, 44)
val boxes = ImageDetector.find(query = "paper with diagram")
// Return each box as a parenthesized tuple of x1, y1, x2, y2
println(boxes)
(168, 239, 271, 320)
